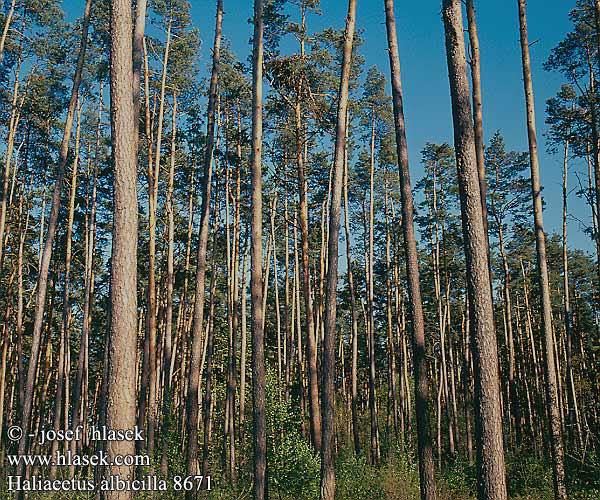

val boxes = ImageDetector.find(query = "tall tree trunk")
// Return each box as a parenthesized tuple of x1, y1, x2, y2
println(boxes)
(367, 109, 381, 465)
(202, 168, 222, 479)
(71, 107, 92, 476)
(343, 140, 360, 457)
(239, 242, 249, 439)
(185, 0, 222, 481)
(320, 1, 355, 499)
(81, 142, 99, 454)
(145, 16, 172, 458)
(465, 0, 489, 238)
(293, 215, 307, 438)
(50, 99, 81, 479)
(161, 92, 178, 474)
(384, 1, 437, 498)
(104, 0, 139, 497)
(137, 40, 152, 454)
(517, 2, 567, 498)
(561, 129, 582, 451)
(442, 2, 508, 500)
(250, 0, 267, 498)
(17, 0, 92, 480)
(295, 100, 322, 451)
(384, 180, 400, 441)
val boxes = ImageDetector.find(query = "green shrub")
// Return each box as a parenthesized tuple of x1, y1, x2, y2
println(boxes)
(505, 453, 553, 500)
(440, 457, 477, 500)
(336, 452, 385, 500)
(266, 371, 320, 500)
(381, 449, 421, 500)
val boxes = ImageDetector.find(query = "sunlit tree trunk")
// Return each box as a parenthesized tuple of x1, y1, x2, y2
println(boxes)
(517, 2, 567, 498)
(295, 96, 322, 451)
(343, 138, 360, 457)
(185, 0, 222, 481)
(54, 100, 81, 478)
(250, 0, 267, 498)
(104, 0, 139, 496)
(466, 0, 489, 240)
(366, 107, 381, 465)
(561, 129, 583, 451)
(160, 92, 178, 474)
(442, 2, 508, 500)
(320, 1, 355, 498)
(384, 0, 437, 497)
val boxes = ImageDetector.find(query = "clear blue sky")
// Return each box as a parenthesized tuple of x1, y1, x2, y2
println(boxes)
(62, 0, 593, 252)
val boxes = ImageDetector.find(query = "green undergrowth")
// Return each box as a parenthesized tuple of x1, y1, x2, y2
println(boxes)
(4, 448, 598, 500)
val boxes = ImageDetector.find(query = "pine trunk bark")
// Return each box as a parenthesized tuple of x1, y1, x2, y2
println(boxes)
(384, 1, 437, 498)
(319, 1, 355, 499)
(161, 92, 178, 474)
(442, 2, 507, 500)
(250, 0, 267, 498)
(104, 0, 139, 497)
(343, 144, 360, 457)
(517, 2, 567, 498)
(185, 0, 222, 481)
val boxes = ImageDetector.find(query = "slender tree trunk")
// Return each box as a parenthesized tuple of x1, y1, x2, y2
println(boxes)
(161, 92, 178, 474)
(137, 39, 153, 453)
(185, 0, 222, 481)
(384, 1, 437, 498)
(145, 16, 172, 458)
(52, 99, 81, 478)
(250, 0, 267, 498)
(343, 140, 360, 457)
(320, 1, 355, 499)
(561, 131, 582, 451)
(293, 215, 307, 438)
(465, 0, 489, 239)
(517, 2, 567, 498)
(295, 100, 322, 450)
(367, 109, 381, 465)
(284, 194, 292, 402)
(81, 146, 98, 453)
(239, 242, 249, 438)
(202, 168, 222, 479)
(384, 181, 400, 441)
(442, 2, 508, 500)
(63, 102, 85, 475)
(104, 0, 139, 497)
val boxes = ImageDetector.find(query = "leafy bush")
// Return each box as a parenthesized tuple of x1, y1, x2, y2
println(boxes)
(336, 452, 385, 500)
(440, 457, 477, 500)
(380, 448, 421, 500)
(266, 371, 320, 500)
(505, 453, 553, 500)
